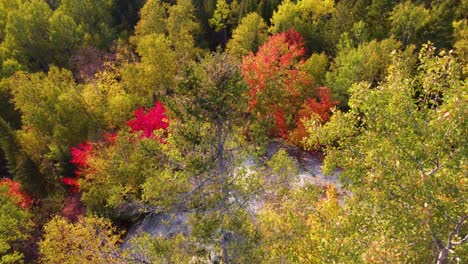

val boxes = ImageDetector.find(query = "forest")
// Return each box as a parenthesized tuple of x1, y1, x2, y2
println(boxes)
(0, 0, 467, 263)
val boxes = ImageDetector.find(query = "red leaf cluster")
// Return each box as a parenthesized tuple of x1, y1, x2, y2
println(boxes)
(302, 87, 339, 123)
(241, 31, 339, 145)
(60, 177, 80, 194)
(126, 101, 170, 140)
(61, 102, 171, 193)
(241, 29, 311, 112)
(70, 141, 93, 171)
(273, 108, 288, 139)
(62, 141, 94, 194)
(0, 178, 32, 208)
(290, 87, 339, 145)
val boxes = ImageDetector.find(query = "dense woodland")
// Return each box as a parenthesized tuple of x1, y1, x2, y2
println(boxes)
(0, 0, 467, 263)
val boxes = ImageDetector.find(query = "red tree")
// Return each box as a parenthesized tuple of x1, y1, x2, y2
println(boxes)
(61, 102, 171, 193)
(62, 141, 94, 194)
(0, 178, 32, 208)
(242, 30, 339, 145)
(290, 87, 339, 145)
(241, 30, 313, 139)
(126, 101, 170, 140)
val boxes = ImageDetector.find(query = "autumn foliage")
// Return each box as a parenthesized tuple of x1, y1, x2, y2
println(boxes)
(242, 29, 311, 111)
(126, 101, 170, 140)
(0, 178, 33, 208)
(61, 102, 170, 193)
(241, 30, 337, 143)
(61, 141, 94, 194)
(289, 87, 339, 145)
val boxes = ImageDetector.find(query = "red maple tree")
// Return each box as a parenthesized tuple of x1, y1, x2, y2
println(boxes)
(290, 87, 339, 145)
(241, 30, 313, 139)
(61, 102, 171, 193)
(62, 141, 94, 194)
(126, 101, 170, 140)
(0, 178, 32, 208)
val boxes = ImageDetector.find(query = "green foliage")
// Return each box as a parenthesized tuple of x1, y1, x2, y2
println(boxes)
(48, 10, 82, 66)
(124, 33, 177, 98)
(57, 0, 114, 48)
(325, 38, 405, 106)
(390, 1, 430, 46)
(0, 185, 32, 263)
(10, 67, 92, 147)
(0, 116, 44, 197)
(134, 0, 167, 38)
(226, 12, 268, 59)
(126, 0, 200, 98)
(124, 233, 194, 263)
(315, 44, 467, 262)
(1, 0, 53, 70)
(270, 0, 335, 52)
(167, 0, 200, 62)
(39, 215, 122, 264)
(257, 185, 354, 263)
(301, 52, 329, 86)
(0, 0, 467, 262)
(209, 0, 230, 32)
(453, 18, 468, 75)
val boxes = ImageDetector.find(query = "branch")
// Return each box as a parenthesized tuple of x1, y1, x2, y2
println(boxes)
(435, 215, 468, 264)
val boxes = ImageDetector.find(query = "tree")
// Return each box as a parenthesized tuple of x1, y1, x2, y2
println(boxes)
(257, 185, 353, 263)
(422, 0, 458, 50)
(209, 0, 230, 33)
(47, 10, 83, 66)
(0, 183, 32, 263)
(1, 0, 53, 70)
(10, 67, 93, 148)
(241, 30, 313, 139)
(453, 18, 468, 75)
(126, 0, 200, 98)
(39, 215, 122, 264)
(226, 12, 268, 60)
(325, 38, 406, 107)
(8, 67, 95, 197)
(270, 0, 335, 52)
(56, 0, 115, 48)
(389, 1, 430, 46)
(166, 0, 200, 62)
(0, 117, 44, 196)
(168, 52, 260, 263)
(133, 0, 167, 38)
(311, 44, 467, 262)
(0, 0, 23, 42)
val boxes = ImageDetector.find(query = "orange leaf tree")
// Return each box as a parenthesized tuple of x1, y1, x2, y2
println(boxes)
(241, 30, 338, 142)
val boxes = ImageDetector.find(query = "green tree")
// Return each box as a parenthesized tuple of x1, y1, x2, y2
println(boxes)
(422, 0, 458, 49)
(39, 215, 122, 264)
(1, 0, 53, 70)
(270, 0, 335, 52)
(312, 44, 468, 262)
(226, 12, 268, 60)
(325, 38, 406, 107)
(48, 10, 83, 66)
(9, 67, 94, 196)
(133, 0, 167, 38)
(389, 1, 430, 46)
(0, 184, 32, 263)
(167, 0, 200, 62)
(209, 0, 230, 33)
(167, 52, 258, 262)
(0, 0, 23, 42)
(0, 117, 44, 196)
(209, 0, 230, 44)
(57, 0, 115, 48)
